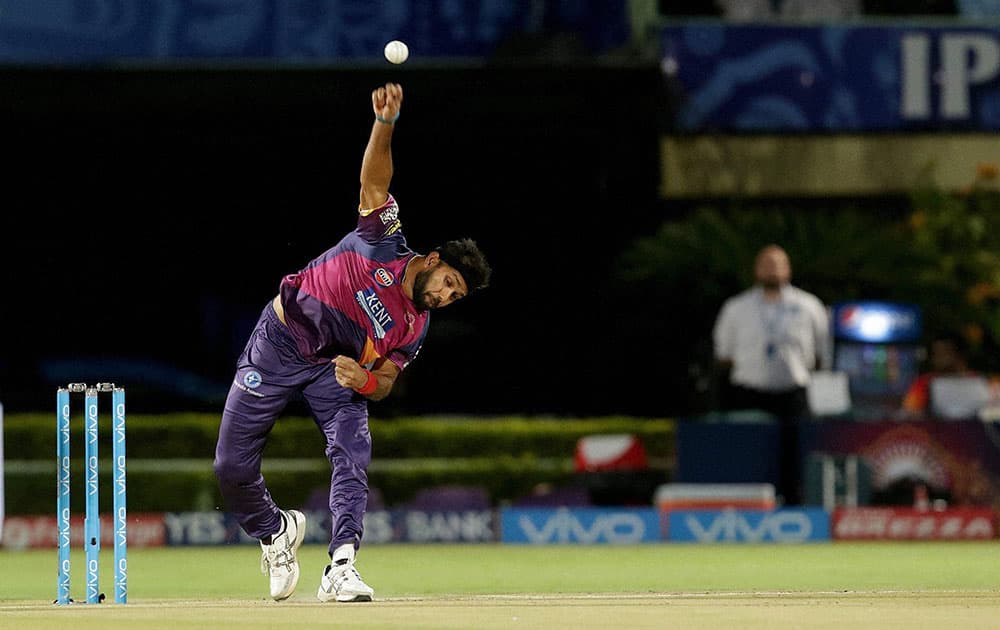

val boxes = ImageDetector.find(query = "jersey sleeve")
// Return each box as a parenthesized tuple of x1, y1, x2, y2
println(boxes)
(357, 194, 402, 244)
(385, 322, 429, 371)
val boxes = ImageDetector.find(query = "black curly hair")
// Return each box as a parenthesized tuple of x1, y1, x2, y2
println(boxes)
(433, 238, 491, 292)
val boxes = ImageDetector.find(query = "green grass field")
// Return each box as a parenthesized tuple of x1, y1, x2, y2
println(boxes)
(2, 542, 999, 629)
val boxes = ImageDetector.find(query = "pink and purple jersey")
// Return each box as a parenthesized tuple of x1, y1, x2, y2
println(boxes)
(278, 194, 429, 371)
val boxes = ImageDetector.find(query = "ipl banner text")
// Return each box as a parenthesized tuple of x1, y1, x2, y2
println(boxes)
(662, 24, 1000, 131)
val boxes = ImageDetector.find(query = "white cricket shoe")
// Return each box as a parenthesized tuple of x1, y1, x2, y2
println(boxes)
(260, 509, 307, 601)
(317, 543, 374, 602)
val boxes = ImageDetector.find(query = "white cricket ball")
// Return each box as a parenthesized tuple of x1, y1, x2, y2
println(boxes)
(384, 40, 409, 64)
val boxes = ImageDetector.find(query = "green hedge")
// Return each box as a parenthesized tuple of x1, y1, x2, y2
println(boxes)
(5, 456, 583, 515)
(3, 414, 674, 513)
(4, 414, 675, 460)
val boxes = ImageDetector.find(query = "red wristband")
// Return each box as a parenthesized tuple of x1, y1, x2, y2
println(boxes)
(354, 369, 377, 395)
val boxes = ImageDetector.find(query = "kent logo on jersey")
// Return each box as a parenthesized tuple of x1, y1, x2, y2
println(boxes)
(355, 287, 395, 339)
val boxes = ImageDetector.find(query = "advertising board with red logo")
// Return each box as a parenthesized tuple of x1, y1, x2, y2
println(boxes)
(1, 514, 166, 550)
(832, 507, 995, 540)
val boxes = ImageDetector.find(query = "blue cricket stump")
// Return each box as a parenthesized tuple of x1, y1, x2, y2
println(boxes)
(84, 386, 99, 604)
(56, 388, 71, 605)
(113, 386, 127, 604)
(56, 382, 127, 605)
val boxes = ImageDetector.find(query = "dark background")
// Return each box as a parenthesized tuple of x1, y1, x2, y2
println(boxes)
(0, 64, 672, 416)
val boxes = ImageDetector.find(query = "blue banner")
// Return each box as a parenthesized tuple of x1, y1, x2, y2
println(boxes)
(667, 508, 830, 543)
(662, 24, 1000, 131)
(501, 507, 661, 544)
(0, 0, 627, 64)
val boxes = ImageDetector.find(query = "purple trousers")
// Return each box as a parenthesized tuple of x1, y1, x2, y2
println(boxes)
(214, 301, 370, 556)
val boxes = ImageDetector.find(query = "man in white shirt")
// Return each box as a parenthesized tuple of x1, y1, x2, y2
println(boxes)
(712, 244, 829, 505)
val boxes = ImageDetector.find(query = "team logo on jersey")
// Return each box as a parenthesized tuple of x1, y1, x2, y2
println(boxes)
(379, 204, 399, 225)
(373, 267, 395, 287)
(243, 371, 262, 389)
(379, 204, 401, 236)
(356, 287, 395, 339)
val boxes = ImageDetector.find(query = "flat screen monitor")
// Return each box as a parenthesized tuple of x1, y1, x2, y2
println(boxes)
(834, 342, 922, 398)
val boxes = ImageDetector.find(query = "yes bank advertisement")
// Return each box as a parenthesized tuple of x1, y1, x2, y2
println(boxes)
(662, 24, 1000, 131)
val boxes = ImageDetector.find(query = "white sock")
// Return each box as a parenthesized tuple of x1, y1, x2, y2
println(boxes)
(332, 543, 355, 565)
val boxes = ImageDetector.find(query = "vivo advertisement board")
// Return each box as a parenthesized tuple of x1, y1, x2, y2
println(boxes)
(662, 24, 1000, 131)
(501, 508, 661, 544)
(668, 509, 831, 543)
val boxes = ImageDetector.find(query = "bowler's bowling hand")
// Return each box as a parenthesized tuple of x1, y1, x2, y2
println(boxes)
(372, 83, 402, 122)
(333, 355, 369, 390)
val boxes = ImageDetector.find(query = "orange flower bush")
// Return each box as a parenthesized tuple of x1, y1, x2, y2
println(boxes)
(908, 164, 1000, 366)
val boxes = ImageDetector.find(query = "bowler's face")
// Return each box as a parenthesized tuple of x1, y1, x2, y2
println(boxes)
(412, 263, 468, 311)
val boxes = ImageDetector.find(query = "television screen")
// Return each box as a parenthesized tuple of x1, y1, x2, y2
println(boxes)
(834, 342, 922, 397)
